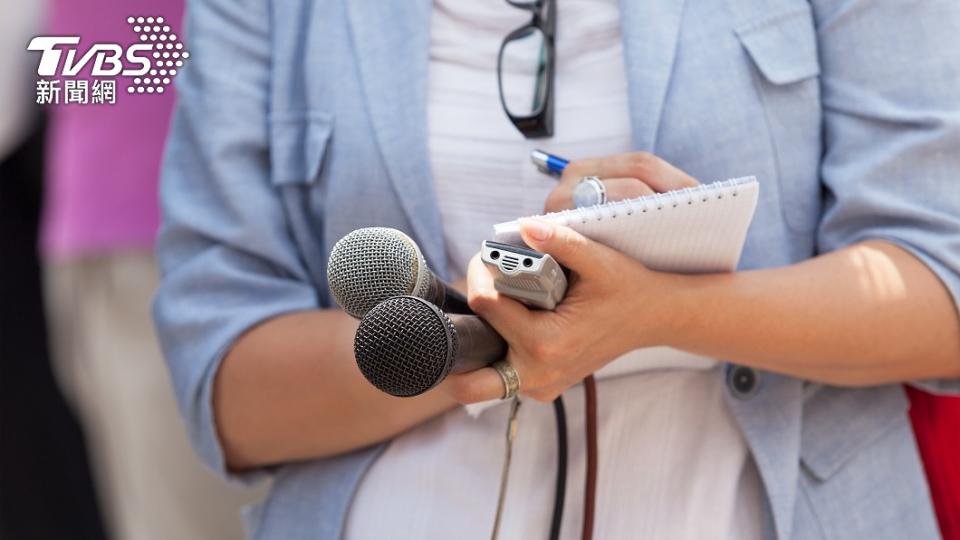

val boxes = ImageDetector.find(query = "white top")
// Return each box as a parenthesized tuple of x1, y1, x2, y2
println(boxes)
(345, 1, 764, 538)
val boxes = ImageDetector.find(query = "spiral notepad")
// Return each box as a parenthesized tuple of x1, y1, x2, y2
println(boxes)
(493, 176, 759, 273)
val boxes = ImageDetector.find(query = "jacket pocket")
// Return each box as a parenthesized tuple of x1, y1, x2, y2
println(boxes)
(797, 385, 939, 537)
(800, 385, 909, 480)
(269, 110, 333, 186)
(267, 111, 334, 300)
(736, 5, 823, 233)
(736, 7, 820, 85)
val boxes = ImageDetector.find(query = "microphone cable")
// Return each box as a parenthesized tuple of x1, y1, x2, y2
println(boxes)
(581, 375, 598, 540)
(491, 398, 522, 540)
(549, 396, 568, 540)
(491, 396, 568, 540)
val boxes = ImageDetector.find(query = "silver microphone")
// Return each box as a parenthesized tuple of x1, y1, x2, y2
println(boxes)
(327, 227, 471, 319)
(354, 296, 506, 397)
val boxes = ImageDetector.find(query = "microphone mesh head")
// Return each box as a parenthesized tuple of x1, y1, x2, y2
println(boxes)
(354, 296, 458, 397)
(327, 228, 420, 318)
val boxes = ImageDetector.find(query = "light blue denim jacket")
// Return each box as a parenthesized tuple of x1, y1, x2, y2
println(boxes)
(154, 0, 960, 538)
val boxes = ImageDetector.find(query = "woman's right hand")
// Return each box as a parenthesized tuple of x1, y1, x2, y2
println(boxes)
(544, 151, 700, 212)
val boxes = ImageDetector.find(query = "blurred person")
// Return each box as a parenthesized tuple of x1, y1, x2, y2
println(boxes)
(154, 0, 960, 539)
(0, 2, 106, 538)
(40, 1, 266, 539)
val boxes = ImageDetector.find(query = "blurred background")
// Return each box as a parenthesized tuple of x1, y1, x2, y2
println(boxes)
(1, 1, 265, 539)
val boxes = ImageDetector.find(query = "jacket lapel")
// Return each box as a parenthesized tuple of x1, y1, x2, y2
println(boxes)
(618, 0, 687, 152)
(345, 0, 450, 278)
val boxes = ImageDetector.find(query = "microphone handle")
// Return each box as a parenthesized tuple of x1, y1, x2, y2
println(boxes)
(425, 272, 473, 315)
(439, 287, 471, 315)
(447, 313, 508, 374)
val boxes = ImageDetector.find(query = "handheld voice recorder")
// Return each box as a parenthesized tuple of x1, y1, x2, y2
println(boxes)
(480, 240, 568, 310)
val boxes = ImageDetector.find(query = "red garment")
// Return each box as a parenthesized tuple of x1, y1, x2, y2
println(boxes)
(908, 386, 960, 540)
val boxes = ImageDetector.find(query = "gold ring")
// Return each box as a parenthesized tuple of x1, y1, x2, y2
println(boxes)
(492, 360, 521, 400)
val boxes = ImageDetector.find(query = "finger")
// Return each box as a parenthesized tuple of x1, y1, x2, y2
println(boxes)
(544, 185, 576, 213)
(543, 178, 654, 213)
(450, 277, 468, 296)
(466, 254, 531, 344)
(443, 366, 508, 404)
(602, 178, 655, 202)
(634, 154, 700, 192)
(517, 219, 614, 276)
(466, 253, 496, 294)
(563, 152, 699, 192)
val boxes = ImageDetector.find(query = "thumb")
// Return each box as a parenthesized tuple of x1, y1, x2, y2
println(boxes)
(518, 219, 606, 275)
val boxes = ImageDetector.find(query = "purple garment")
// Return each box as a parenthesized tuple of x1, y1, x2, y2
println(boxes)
(41, 0, 183, 258)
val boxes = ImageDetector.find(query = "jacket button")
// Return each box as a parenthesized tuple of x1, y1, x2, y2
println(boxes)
(727, 365, 758, 398)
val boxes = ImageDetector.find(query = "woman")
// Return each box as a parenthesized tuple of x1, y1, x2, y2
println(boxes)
(154, 0, 960, 538)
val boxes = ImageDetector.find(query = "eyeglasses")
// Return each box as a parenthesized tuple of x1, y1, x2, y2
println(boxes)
(497, 0, 556, 139)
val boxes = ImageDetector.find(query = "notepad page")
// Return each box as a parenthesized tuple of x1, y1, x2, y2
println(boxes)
(493, 177, 759, 274)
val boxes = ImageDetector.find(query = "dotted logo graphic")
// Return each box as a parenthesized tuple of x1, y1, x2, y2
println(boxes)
(125, 16, 189, 95)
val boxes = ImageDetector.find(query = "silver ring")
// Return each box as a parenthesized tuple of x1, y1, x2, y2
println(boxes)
(492, 360, 521, 400)
(573, 176, 607, 208)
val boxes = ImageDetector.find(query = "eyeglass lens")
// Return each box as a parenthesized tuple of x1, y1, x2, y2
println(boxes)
(500, 26, 549, 118)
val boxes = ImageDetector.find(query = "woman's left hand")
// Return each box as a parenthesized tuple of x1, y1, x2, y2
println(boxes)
(443, 219, 685, 404)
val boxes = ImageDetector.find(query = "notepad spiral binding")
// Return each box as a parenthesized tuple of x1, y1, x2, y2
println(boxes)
(558, 176, 755, 226)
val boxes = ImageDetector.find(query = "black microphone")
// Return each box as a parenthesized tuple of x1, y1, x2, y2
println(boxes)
(327, 227, 471, 319)
(354, 295, 507, 397)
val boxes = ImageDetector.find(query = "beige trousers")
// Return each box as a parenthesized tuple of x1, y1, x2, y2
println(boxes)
(45, 251, 267, 540)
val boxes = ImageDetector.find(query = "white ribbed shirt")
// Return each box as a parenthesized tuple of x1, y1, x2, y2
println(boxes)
(345, 2, 764, 538)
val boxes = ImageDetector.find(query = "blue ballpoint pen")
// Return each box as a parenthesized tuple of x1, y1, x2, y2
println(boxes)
(530, 149, 569, 177)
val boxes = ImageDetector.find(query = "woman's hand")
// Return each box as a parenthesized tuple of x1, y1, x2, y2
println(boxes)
(545, 151, 700, 212)
(440, 152, 700, 404)
(443, 219, 687, 404)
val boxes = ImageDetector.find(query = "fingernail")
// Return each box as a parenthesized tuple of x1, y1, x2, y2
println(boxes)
(520, 219, 552, 242)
